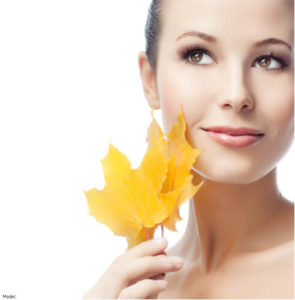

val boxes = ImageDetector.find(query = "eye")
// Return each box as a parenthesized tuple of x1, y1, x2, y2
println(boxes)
(180, 47, 289, 71)
(254, 54, 287, 71)
(182, 47, 214, 65)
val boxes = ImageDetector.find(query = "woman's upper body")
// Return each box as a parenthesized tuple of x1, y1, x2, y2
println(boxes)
(84, 0, 294, 298)
(139, 0, 294, 298)
(139, 0, 294, 297)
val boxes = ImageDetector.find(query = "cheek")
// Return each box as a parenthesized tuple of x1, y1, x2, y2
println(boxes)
(157, 68, 213, 134)
(260, 80, 294, 162)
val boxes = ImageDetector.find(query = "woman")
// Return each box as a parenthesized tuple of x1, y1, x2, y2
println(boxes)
(84, 0, 294, 298)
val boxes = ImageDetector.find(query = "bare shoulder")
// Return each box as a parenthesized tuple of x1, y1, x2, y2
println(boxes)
(274, 198, 294, 267)
(158, 200, 294, 298)
(159, 241, 294, 298)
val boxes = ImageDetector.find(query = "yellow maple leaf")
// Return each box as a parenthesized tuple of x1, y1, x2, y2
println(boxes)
(84, 119, 171, 249)
(147, 107, 204, 231)
(84, 107, 203, 249)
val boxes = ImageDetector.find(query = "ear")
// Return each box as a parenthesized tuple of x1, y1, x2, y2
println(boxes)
(138, 51, 160, 110)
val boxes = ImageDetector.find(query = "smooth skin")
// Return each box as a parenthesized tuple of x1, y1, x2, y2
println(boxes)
(138, 0, 294, 298)
(84, 0, 294, 298)
(82, 238, 183, 299)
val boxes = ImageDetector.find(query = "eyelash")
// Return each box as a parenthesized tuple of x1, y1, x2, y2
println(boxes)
(181, 45, 288, 71)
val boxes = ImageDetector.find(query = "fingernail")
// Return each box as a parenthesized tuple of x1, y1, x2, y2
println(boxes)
(168, 256, 183, 267)
(156, 280, 168, 288)
(152, 237, 167, 245)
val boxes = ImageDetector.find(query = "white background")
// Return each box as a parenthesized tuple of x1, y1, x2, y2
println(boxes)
(0, 1, 294, 299)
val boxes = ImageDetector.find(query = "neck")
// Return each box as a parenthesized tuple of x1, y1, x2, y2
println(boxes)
(181, 168, 289, 273)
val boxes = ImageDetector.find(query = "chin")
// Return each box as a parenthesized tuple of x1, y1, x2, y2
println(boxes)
(192, 156, 270, 184)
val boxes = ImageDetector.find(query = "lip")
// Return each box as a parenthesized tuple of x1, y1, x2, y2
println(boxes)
(202, 126, 263, 135)
(201, 126, 264, 147)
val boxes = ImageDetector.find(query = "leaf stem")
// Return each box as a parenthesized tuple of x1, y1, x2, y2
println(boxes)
(161, 224, 164, 238)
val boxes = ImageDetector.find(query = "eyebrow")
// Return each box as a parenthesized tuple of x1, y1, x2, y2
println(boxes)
(176, 30, 293, 51)
(254, 38, 292, 51)
(176, 31, 217, 43)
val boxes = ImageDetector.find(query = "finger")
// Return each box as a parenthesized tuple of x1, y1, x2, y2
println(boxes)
(150, 250, 167, 280)
(118, 279, 168, 299)
(123, 255, 183, 286)
(124, 237, 168, 260)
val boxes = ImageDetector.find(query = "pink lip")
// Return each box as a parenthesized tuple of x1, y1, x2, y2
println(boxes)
(201, 127, 264, 147)
(203, 126, 263, 135)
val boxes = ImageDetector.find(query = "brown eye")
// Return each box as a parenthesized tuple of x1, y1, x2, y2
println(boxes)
(184, 48, 214, 65)
(190, 51, 203, 63)
(258, 57, 271, 68)
(254, 54, 287, 71)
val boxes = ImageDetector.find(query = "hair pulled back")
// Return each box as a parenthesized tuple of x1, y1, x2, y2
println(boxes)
(145, 0, 164, 72)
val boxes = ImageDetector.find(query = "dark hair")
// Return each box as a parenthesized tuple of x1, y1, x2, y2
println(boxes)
(145, 0, 164, 73)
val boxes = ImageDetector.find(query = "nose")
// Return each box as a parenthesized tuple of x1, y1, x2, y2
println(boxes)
(218, 65, 255, 113)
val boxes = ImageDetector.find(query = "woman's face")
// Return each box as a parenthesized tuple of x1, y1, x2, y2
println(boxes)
(154, 0, 294, 184)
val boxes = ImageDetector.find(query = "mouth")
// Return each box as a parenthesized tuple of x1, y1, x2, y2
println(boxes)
(201, 127, 264, 147)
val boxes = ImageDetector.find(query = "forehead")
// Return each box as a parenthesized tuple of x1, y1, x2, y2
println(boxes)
(161, 0, 293, 44)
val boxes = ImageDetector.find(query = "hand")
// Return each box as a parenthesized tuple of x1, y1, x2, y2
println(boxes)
(82, 237, 183, 299)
